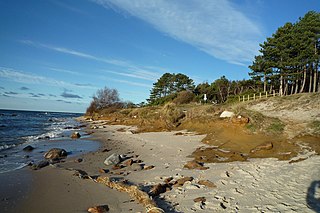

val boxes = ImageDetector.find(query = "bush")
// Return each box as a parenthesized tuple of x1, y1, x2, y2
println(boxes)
(86, 100, 97, 115)
(173, 91, 195, 104)
(161, 103, 185, 128)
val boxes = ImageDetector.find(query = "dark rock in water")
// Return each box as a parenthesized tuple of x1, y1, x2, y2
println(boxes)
(0, 155, 7, 158)
(44, 148, 67, 160)
(44, 136, 50, 139)
(64, 126, 74, 130)
(23, 145, 35, 152)
(0, 125, 6, 128)
(0, 113, 4, 116)
(11, 114, 17, 117)
(24, 155, 30, 159)
(31, 160, 49, 170)
(71, 132, 81, 139)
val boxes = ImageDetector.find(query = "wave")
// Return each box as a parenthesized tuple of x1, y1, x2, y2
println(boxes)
(0, 144, 17, 151)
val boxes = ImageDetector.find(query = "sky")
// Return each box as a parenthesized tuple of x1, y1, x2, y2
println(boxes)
(0, 0, 319, 113)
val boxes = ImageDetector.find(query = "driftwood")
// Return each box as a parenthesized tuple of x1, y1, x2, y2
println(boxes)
(96, 176, 164, 213)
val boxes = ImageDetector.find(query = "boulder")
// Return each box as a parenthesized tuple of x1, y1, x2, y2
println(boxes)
(23, 145, 35, 152)
(44, 148, 68, 160)
(184, 161, 209, 170)
(231, 116, 249, 125)
(250, 142, 273, 153)
(198, 180, 216, 188)
(104, 153, 121, 166)
(220, 111, 235, 118)
(173, 177, 194, 187)
(71, 132, 81, 139)
(31, 160, 49, 170)
(149, 183, 170, 197)
(194, 197, 206, 203)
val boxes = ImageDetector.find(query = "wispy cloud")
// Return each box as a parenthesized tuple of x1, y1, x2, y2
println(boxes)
(61, 91, 82, 99)
(111, 79, 151, 88)
(101, 69, 159, 81)
(0, 67, 96, 89)
(20, 40, 164, 81)
(48, 67, 82, 76)
(5, 91, 19, 95)
(93, 0, 262, 65)
(20, 86, 30, 91)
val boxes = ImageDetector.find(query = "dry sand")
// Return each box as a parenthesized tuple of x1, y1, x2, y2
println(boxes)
(7, 119, 320, 213)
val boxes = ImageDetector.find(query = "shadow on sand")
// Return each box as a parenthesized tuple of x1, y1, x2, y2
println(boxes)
(307, 181, 320, 213)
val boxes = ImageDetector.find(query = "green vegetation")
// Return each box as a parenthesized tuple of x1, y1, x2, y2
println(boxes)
(249, 11, 320, 95)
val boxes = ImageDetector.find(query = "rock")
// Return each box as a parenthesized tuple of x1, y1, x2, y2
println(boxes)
(75, 158, 83, 163)
(71, 132, 81, 139)
(149, 183, 171, 197)
(250, 142, 273, 153)
(73, 169, 89, 179)
(164, 177, 173, 184)
(102, 148, 111, 153)
(124, 159, 133, 166)
(184, 161, 209, 170)
(44, 148, 68, 160)
(198, 180, 216, 188)
(186, 184, 200, 190)
(31, 160, 49, 170)
(143, 165, 155, 170)
(130, 163, 143, 171)
(220, 111, 235, 118)
(23, 145, 35, 152)
(99, 168, 109, 173)
(194, 197, 206, 203)
(104, 153, 121, 166)
(88, 205, 109, 213)
(173, 177, 194, 187)
(231, 116, 249, 125)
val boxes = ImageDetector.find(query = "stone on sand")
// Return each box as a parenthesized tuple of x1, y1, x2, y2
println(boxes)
(71, 132, 81, 139)
(104, 153, 121, 166)
(87, 205, 109, 213)
(44, 148, 67, 160)
(250, 142, 273, 153)
(220, 111, 235, 118)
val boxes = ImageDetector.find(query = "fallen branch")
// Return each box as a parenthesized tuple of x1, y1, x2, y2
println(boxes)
(96, 176, 164, 213)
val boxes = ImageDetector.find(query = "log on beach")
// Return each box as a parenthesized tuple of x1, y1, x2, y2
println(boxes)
(96, 176, 164, 213)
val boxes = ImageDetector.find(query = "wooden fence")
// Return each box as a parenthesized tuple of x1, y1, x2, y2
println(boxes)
(239, 91, 280, 102)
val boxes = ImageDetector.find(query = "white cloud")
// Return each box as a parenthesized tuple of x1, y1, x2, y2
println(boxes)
(93, 0, 263, 65)
(0, 67, 97, 89)
(111, 79, 151, 88)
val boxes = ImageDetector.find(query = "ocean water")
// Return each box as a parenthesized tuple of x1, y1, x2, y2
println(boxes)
(0, 109, 99, 173)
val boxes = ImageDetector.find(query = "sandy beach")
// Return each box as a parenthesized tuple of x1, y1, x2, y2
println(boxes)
(5, 119, 319, 213)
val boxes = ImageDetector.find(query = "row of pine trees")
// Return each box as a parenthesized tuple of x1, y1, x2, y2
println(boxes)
(249, 11, 320, 95)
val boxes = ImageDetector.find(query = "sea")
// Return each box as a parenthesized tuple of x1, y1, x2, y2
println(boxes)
(0, 109, 99, 173)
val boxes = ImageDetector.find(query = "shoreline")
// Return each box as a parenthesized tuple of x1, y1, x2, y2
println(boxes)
(4, 118, 320, 212)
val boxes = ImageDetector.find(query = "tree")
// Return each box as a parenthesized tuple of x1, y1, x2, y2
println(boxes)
(93, 86, 121, 110)
(249, 11, 320, 95)
(148, 73, 195, 105)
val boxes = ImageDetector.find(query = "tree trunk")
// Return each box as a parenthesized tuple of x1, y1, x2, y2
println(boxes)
(280, 75, 283, 96)
(295, 78, 299, 94)
(314, 63, 318, 93)
(290, 81, 294, 95)
(309, 68, 313, 93)
(300, 67, 307, 93)
(283, 80, 288, 96)
(269, 84, 273, 94)
(264, 73, 267, 93)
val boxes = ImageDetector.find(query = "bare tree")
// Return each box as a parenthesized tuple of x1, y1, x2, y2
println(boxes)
(93, 87, 121, 109)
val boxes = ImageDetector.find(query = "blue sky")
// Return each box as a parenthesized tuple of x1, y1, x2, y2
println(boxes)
(0, 0, 319, 113)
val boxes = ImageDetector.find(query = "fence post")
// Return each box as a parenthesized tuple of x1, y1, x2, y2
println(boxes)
(259, 92, 262, 99)
(243, 95, 245, 102)
(253, 94, 256, 100)
(266, 92, 268, 98)
(247, 95, 250, 101)
(273, 90, 275, 97)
